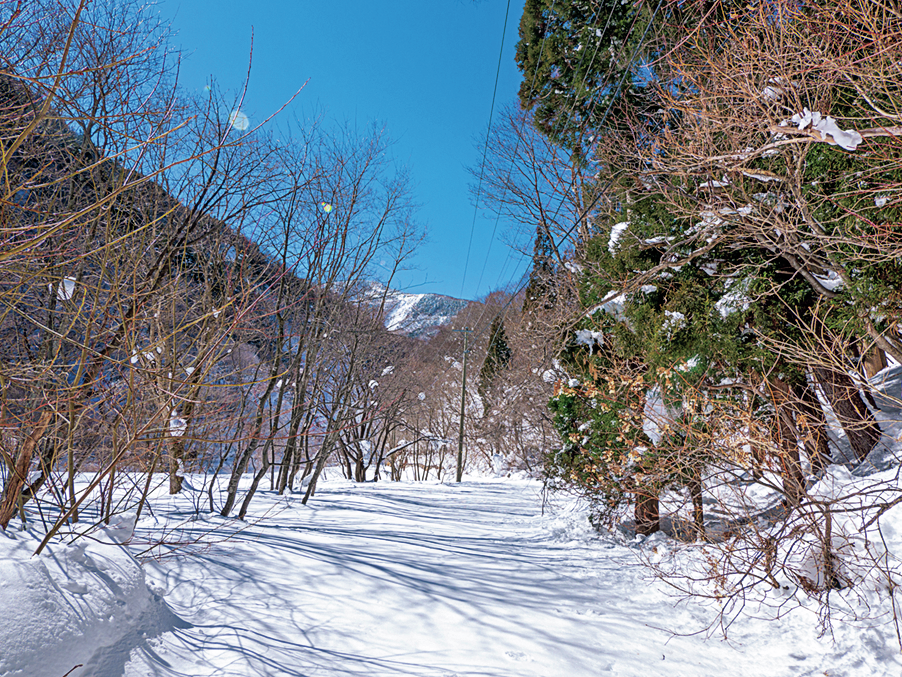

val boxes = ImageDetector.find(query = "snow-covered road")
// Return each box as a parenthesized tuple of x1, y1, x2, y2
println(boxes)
(117, 479, 771, 677)
(11, 477, 900, 676)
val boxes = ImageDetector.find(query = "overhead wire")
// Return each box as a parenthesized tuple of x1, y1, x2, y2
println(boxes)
(463, 0, 627, 359)
(463, 0, 605, 330)
(461, 0, 668, 378)
(459, 0, 513, 300)
(421, 0, 664, 402)
(473, 0, 618, 297)
(417, 0, 554, 384)
(488, 0, 668, 339)
(462, 0, 663, 352)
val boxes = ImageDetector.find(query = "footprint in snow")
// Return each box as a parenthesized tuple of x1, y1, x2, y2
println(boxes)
(505, 650, 529, 661)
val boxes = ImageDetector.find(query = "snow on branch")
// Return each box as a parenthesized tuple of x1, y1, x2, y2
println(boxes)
(784, 108, 863, 151)
(768, 109, 902, 152)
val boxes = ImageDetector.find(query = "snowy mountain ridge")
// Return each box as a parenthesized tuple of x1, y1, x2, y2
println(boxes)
(368, 283, 470, 338)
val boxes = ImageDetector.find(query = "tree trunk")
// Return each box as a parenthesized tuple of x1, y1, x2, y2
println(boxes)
(634, 489, 660, 536)
(278, 411, 310, 494)
(687, 473, 705, 540)
(814, 367, 881, 462)
(168, 452, 183, 494)
(863, 346, 887, 379)
(849, 341, 879, 410)
(0, 412, 52, 529)
(797, 382, 832, 476)
(238, 440, 272, 520)
(354, 455, 366, 483)
(20, 437, 59, 503)
(302, 430, 340, 505)
(767, 377, 807, 507)
(220, 437, 260, 517)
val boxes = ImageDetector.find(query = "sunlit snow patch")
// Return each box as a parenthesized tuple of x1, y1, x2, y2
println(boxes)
(608, 221, 629, 254)
(715, 278, 752, 318)
(169, 415, 187, 437)
(574, 329, 603, 354)
(790, 108, 862, 151)
(52, 277, 76, 301)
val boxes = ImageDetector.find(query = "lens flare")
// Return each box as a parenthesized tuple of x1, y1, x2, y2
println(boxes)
(228, 110, 250, 131)
(320, 202, 333, 213)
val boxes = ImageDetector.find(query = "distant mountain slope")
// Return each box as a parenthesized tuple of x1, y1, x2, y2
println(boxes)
(371, 285, 470, 338)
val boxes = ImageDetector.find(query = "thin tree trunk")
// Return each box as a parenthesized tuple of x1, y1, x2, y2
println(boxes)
(814, 367, 881, 462)
(767, 377, 807, 507)
(797, 381, 832, 475)
(0, 412, 52, 530)
(238, 439, 273, 520)
(302, 431, 339, 505)
(220, 437, 261, 517)
(168, 451, 183, 494)
(354, 454, 366, 483)
(278, 410, 309, 494)
(687, 473, 704, 540)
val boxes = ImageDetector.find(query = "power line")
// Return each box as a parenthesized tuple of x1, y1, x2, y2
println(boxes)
(466, 1, 658, 321)
(459, 0, 513, 299)
(461, 0, 668, 354)
(472, 0, 631, 298)
(421, 0, 665, 422)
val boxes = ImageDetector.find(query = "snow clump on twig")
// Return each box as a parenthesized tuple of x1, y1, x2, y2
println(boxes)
(790, 108, 863, 151)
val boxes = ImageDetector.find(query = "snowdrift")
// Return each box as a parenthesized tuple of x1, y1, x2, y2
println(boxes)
(0, 526, 182, 677)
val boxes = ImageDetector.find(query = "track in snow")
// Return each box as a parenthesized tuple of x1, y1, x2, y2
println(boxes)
(118, 479, 825, 676)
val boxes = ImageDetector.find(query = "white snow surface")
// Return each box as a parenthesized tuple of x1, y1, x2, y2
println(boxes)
(6, 475, 902, 676)
(586, 290, 628, 322)
(0, 529, 170, 677)
(716, 277, 752, 318)
(574, 328, 604, 353)
(383, 290, 425, 331)
(608, 221, 629, 254)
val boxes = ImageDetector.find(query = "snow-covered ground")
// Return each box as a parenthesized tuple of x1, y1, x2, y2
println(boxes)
(6, 474, 902, 677)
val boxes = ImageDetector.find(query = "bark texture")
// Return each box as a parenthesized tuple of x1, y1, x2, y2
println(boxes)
(814, 367, 881, 462)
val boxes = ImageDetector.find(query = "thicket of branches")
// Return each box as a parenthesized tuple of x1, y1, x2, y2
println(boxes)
(500, 0, 902, 634)
(0, 0, 430, 551)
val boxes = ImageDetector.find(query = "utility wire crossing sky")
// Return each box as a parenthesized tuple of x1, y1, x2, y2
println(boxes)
(158, 0, 529, 301)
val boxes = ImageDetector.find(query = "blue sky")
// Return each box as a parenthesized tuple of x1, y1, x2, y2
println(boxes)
(156, 0, 530, 300)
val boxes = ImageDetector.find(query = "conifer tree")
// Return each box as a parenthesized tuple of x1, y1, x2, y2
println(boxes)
(479, 316, 512, 403)
(523, 225, 557, 314)
(514, 0, 676, 157)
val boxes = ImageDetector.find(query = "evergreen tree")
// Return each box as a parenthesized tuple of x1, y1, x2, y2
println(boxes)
(523, 224, 557, 313)
(479, 315, 512, 403)
(515, 0, 660, 156)
(543, 0, 898, 540)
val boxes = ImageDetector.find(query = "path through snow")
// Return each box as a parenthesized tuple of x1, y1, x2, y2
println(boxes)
(110, 479, 843, 677)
